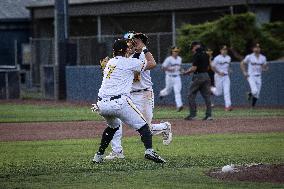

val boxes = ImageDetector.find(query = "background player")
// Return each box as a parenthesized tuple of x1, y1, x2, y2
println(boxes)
(159, 47, 183, 112)
(240, 43, 268, 107)
(210, 45, 233, 111)
(92, 39, 165, 164)
(104, 32, 172, 160)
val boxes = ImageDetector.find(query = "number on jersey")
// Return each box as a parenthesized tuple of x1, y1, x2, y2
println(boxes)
(106, 65, 116, 79)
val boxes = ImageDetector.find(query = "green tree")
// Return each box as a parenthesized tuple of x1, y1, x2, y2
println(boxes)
(177, 13, 284, 62)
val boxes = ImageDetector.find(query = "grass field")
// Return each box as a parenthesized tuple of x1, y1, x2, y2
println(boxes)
(0, 103, 284, 123)
(0, 103, 283, 188)
(0, 133, 283, 189)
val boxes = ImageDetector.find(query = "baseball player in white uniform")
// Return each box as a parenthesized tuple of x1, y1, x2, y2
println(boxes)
(210, 45, 232, 111)
(92, 39, 166, 164)
(159, 47, 183, 112)
(241, 43, 268, 107)
(105, 33, 172, 160)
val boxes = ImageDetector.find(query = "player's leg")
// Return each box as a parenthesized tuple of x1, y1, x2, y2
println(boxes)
(159, 75, 173, 98)
(144, 91, 172, 145)
(252, 76, 262, 106)
(119, 97, 166, 163)
(248, 76, 258, 106)
(223, 76, 232, 110)
(105, 125, 125, 160)
(92, 116, 121, 163)
(185, 77, 200, 120)
(211, 74, 223, 96)
(200, 77, 212, 120)
(173, 76, 183, 110)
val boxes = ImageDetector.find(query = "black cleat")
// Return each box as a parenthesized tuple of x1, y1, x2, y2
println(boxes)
(177, 106, 183, 112)
(247, 92, 252, 101)
(184, 115, 197, 121)
(159, 96, 164, 100)
(145, 151, 166, 163)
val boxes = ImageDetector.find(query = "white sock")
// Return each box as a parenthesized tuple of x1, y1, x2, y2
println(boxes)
(145, 148, 154, 154)
(151, 123, 167, 135)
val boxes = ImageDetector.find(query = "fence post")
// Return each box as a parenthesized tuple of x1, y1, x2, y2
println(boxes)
(157, 33, 161, 64)
(76, 38, 80, 65)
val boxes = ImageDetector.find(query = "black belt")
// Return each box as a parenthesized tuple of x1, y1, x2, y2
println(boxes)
(252, 75, 261, 77)
(98, 95, 121, 101)
(194, 71, 207, 74)
(131, 88, 150, 93)
(168, 75, 178, 77)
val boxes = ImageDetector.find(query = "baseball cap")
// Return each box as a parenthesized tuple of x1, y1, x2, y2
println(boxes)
(220, 45, 228, 50)
(253, 43, 260, 48)
(171, 46, 180, 52)
(190, 41, 200, 50)
(123, 31, 135, 40)
(133, 33, 148, 44)
(113, 39, 128, 53)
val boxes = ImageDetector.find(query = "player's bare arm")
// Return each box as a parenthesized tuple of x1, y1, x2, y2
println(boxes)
(240, 60, 248, 77)
(133, 33, 156, 70)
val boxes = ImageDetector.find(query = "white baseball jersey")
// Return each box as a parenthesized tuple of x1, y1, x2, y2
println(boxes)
(212, 54, 231, 74)
(98, 56, 146, 97)
(243, 53, 267, 76)
(162, 56, 182, 76)
(131, 52, 153, 91)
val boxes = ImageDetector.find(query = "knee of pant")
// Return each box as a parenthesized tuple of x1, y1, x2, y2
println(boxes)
(137, 124, 152, 136)
(105, 126, 120, 135)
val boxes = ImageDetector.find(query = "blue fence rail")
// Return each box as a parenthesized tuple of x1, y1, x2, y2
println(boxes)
(66, 61, 284, 106)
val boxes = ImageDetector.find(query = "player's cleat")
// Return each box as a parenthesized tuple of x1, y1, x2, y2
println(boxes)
(202, 116, 213, 121)
(145, 150, 166, 163)
(247, 92, 252, 101)
(184, 115, 197, 121)
(159, 95, 164, 100)
(211, 103, 215, 108)
(162, 122, 172, 145)
(104, 151, 125, 160)
(177, 106, 183, 112)
(225, 106, 233, 111)
(92, 153, 104, 163)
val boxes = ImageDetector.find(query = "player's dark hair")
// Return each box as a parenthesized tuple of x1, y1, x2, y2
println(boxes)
(113, 39, 128, 57)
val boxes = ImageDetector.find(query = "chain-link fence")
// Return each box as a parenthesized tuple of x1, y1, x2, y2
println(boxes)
(30, 32, 173, 98)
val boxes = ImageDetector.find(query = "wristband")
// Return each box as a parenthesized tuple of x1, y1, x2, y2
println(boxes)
(142, 47, 149, 54)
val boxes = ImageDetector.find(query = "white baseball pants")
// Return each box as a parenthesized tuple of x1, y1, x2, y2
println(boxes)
(160, 75, 183, 108)
(211, 74, 231, 108)
(248, 75, 262, 98)
(110, 90, 168, 153)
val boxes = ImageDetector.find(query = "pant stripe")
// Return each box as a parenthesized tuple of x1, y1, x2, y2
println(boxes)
(126, 98, 148, 124)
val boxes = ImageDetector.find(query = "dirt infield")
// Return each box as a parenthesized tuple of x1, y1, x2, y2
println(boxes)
(0, 117, 283, 141)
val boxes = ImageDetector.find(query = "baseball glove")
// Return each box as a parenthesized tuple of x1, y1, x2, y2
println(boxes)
(100, 56, 110, 70)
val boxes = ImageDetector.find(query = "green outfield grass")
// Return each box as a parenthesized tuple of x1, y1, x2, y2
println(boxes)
(0, 133, 283, 189)
(0, 103, 283, 123)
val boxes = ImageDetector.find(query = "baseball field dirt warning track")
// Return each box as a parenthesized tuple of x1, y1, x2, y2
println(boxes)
(0, 117, 283, 141)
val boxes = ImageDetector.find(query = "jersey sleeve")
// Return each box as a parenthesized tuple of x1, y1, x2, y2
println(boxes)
(263, 56, 267, 65)
(128, 58, 147, 72)
(228, 56, 232, 63)
(162, 57, 170, 68)
(211, 56, 218, 67)
(243, 55, 250, 64)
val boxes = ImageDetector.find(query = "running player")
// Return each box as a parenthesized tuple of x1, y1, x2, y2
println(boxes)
(210, 45, 233, 111)
(240, 43, 268, 107)
(159, 47, 183, 112)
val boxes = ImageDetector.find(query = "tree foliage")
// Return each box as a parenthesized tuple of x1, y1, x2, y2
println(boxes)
(177, 13, 284, 62)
